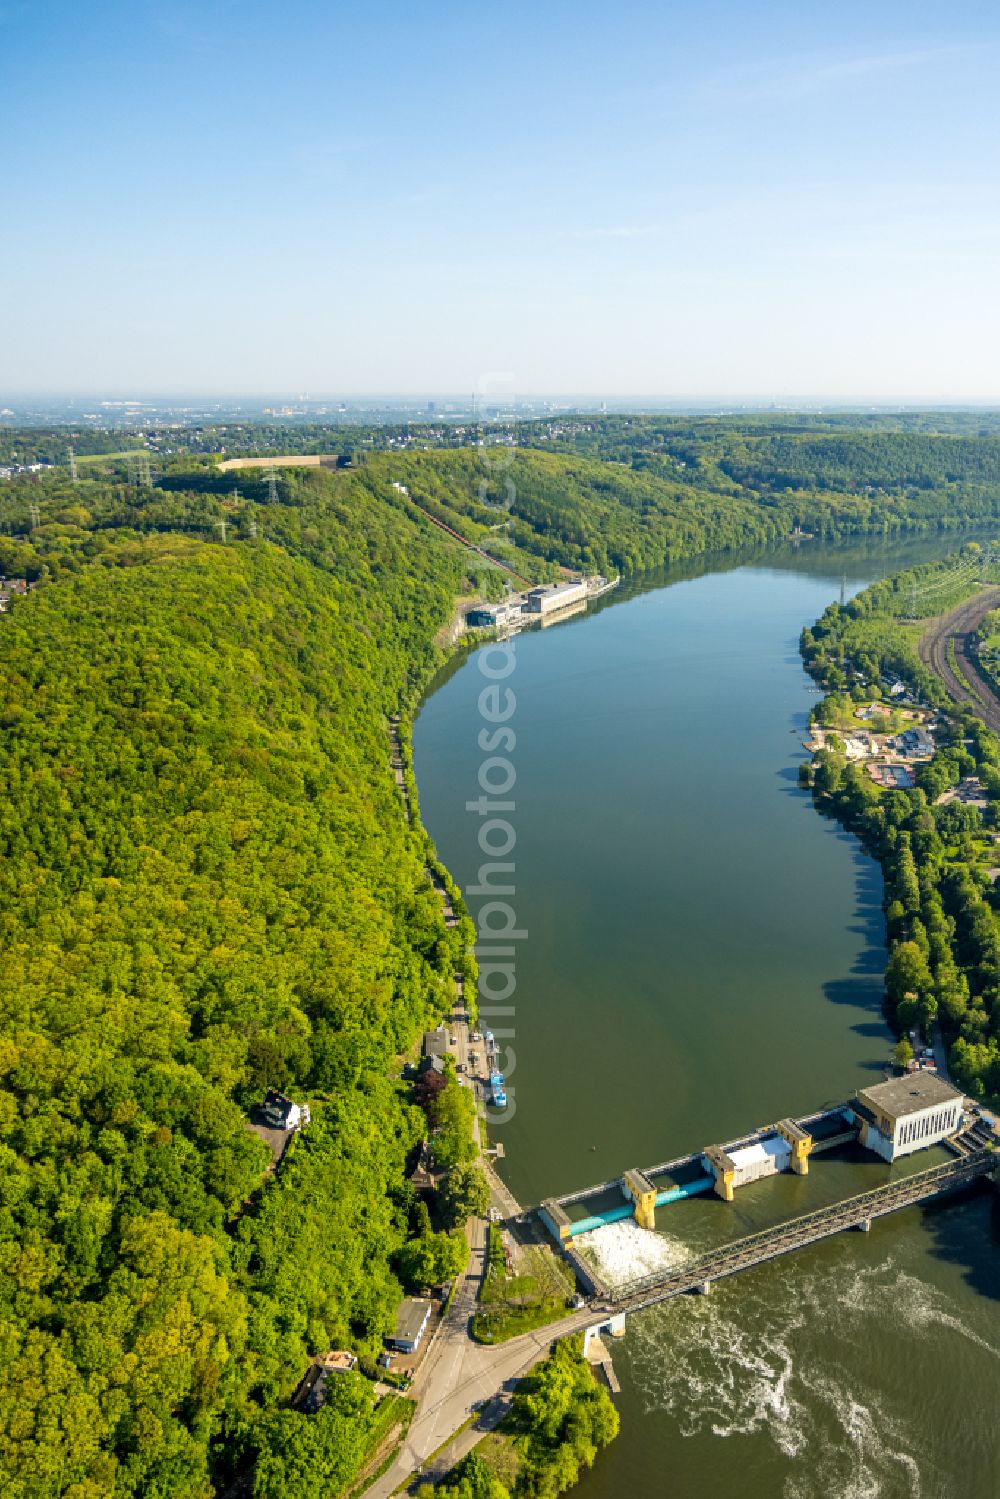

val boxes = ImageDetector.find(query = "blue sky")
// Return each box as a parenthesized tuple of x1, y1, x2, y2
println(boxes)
(3, 0, 999, 400)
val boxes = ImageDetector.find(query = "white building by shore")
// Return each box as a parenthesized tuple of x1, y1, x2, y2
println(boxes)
(524, 579, 588, 616)
(852, 1073, 963, 1162)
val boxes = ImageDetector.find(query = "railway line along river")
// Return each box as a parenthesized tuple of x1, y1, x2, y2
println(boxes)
(413, 534, 1000, 1499)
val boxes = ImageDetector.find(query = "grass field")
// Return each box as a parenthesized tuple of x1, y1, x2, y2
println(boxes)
(473, 1238, 576, 1344)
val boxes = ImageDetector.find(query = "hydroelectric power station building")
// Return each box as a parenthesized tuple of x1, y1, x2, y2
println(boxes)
(850, 1072, 964, 1162)
(524, 579, 588, 616)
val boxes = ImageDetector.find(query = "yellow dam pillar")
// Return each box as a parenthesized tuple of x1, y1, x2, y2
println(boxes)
(703, 1146, 736, 1203)
(622, 1169, 658, 1230)
(776, 1119, 813, 1176)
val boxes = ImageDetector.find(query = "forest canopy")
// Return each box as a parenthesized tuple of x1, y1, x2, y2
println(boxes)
(2, 425, 1000, 1495)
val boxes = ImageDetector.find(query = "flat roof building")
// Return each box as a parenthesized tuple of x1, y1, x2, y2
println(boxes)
(387, 1297, 432, 1353)
(467, 600, 522, 629)
(853, 1073, 963, 1162)
(523, 579, 588, 616)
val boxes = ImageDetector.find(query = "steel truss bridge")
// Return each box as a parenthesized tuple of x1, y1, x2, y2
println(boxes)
(605, 1143, 994, 1311)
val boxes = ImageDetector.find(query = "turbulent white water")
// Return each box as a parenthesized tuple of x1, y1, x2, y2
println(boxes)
(626, 1251, 1000, 1499)
(574, 1220, 691, 1287)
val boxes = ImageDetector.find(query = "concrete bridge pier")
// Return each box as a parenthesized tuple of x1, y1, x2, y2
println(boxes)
(857, 1218, 872, 1232)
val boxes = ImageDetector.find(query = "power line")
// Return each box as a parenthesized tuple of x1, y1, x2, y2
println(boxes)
(895, 553, 991, 618)
(126, 453, 152, 487)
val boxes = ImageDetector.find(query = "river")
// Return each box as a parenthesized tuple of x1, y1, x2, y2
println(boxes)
(413, 533, 1000, 1499)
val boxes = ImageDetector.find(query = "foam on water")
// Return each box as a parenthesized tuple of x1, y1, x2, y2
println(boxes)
(629, 1291, 811, 1459)
(837, 1261, 1000, 1361)
(574, 1219, 691, 1287)
(784, 1375, 925, 1499)
(625, 1250, 990, 1499)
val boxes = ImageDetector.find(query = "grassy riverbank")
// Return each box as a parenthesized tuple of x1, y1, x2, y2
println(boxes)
(472, 1233, 577, 1344)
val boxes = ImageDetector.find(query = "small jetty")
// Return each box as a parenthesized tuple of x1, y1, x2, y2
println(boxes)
(584, 1333, 621, 1394)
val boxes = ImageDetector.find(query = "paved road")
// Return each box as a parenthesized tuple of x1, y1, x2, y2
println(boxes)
(931, 1022, 953, 1083)
(481, 1159, 522, 1220)
(404, 1390, 514, 1492)
(919, 587, 1000, 731)
(363, 1273, 595, 1498)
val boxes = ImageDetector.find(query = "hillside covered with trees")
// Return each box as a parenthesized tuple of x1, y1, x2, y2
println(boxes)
(3, 428, 1000, 1496)
(354, 435, 1000, 582)
(0, 467, 482, 1498)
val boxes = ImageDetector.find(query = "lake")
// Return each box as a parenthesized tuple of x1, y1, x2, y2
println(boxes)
(414, 533, 1000, 1499)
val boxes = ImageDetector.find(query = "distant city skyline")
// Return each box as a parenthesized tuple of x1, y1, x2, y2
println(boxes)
(3, 0, 999, 400)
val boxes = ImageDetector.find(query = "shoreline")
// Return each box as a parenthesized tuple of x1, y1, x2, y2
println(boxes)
(380, 527, 1000, 1498)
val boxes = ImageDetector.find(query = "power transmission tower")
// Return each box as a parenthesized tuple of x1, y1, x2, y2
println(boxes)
(840, 573, 847, 608)
(29, 503, 41, 530)
(126, 453, 152, 487)
(265, 465, 278, 505)
(247, 508, 259, 540)
(216, 518, 228, 543)
(68, 446, 78, 482)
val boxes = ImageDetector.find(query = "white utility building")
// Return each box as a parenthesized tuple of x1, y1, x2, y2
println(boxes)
(852, 1073, 964, 1162)
(725, 1135, 792, 1186)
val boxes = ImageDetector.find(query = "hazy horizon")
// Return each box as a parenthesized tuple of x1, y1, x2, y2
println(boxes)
(4, 0, 999, 402)
(6, 393, 1000, 412)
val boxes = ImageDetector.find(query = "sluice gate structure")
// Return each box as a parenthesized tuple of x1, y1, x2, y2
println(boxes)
(535, 1085, 997, 1305)
(607, 1144, 995, 1310)
(539, 1105, 857, 1245)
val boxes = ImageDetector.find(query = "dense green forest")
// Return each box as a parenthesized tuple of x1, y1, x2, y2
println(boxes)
(800, 548, 1000, 1099)
(4, 427, 1000, 1497)
(0, 467, 482, 1498)
(352, 440, 1000, 582)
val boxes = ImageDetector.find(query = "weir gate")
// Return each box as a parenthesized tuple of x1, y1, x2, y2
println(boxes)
(535, 1105, 997, 1306)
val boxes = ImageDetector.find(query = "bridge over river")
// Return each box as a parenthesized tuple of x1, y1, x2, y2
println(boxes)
(599, 1140, 994, 1310)
(530, 1100, 997, 1307)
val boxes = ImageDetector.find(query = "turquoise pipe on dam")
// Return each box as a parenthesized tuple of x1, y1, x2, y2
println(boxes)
(654, 1174, 715, 1206)
(566, 1174, 715, 1235)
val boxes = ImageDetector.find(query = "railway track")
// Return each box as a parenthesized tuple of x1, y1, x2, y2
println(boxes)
(918, 587, 1000, 733)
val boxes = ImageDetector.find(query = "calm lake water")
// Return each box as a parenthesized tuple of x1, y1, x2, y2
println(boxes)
(414, 534, 1000, 1499)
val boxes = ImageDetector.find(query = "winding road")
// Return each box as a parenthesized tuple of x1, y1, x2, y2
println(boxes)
(918, 586, 1000, 731)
